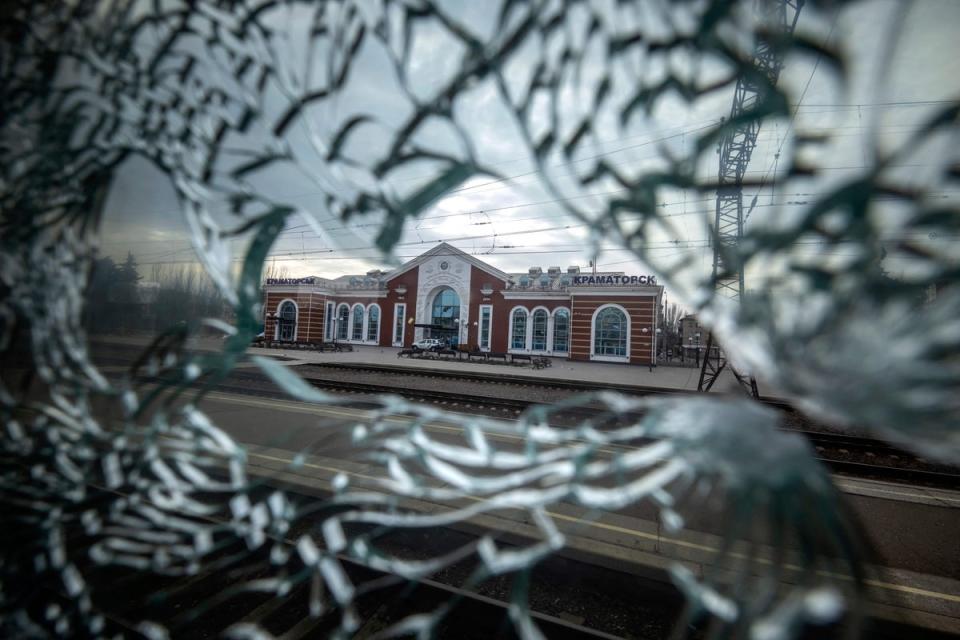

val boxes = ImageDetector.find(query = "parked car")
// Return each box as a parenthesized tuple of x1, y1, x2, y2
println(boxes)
(413, 338, 444, 351)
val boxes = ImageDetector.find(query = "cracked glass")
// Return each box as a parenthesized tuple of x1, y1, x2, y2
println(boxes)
(1, 0, 957, 638)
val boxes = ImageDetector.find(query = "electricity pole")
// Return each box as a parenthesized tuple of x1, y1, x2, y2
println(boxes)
(698, 0, 804, 394)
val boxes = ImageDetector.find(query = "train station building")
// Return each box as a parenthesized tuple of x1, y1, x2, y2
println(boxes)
(262, 243, 663, 365)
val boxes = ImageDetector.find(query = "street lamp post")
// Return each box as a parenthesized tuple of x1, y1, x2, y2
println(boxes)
(641, 327, 653, 372)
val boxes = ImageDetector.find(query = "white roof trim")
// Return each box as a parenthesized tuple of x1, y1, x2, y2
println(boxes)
(385, 242, 511, 283)
(264, 285, 334, 295)
(330, 292, 389, 298)
(501, 292, 571, 300)
(571, 290, 660, 297)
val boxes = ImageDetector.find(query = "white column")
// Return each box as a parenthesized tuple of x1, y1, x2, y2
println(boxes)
(546, 314, 554, 354)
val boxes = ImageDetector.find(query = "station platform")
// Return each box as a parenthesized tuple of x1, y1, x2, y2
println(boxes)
(92, 335, 772, 396)
(253, 343, 768, 395)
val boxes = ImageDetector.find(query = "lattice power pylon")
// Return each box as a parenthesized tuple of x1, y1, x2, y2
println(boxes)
(698, 0, 804, 394)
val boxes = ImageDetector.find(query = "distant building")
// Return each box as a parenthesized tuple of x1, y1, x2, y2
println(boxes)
(678, 314, 704, 349)
(677, 314, 719, 360)
(261, 243, 663, 365)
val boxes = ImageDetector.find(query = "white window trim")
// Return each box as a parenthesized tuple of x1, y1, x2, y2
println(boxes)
(324, 301, 335, 341)
(351, 303, 366, 342)
(336, 303, 350, 341)
(590, 303, 631, 363)
(393, 303, 406, 347)
(507, 305, 529, 353)
(366, 303, 381, 344)
(478, 304, 493, 351)
(529, 306, 551, 353)
(552, 307, 571, 354)
(274, 298, 299, 341)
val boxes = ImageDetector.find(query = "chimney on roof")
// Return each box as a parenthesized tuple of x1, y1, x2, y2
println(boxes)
(547, 266, 560, 276)
(528, 266, 542, 276)
(567, 265, 580, 274)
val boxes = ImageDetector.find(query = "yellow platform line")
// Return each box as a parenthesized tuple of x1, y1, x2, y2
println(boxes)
(246, 449, 960, 606)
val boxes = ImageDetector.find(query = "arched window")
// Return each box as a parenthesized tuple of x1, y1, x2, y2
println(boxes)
(277, 300, 297, 341)
(431, 288, 459, 327)
(531, 309, 548, 351)
(510, 308, 527, 350)
(352, 305, 365, 341)
(431, 288, 460, 346)
(553, 308, 570, 353)
(337, 304, 350, 340)
(366, 305, 380, 342)
(593, 306, 628, 358)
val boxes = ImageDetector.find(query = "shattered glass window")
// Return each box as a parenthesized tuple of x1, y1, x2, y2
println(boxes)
(1, 0, 958, 639)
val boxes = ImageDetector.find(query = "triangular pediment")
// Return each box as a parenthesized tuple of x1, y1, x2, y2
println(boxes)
(385, 243, 511, 283)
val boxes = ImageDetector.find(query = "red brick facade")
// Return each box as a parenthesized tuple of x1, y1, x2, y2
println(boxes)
(264, 290, 327, 343)
(380, 266, 419, 348)
(467, 265, 510, 351)
(569, 295, 657, 365)
(262, 244, 662, 364)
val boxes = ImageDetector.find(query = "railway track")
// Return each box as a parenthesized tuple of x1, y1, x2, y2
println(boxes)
(85, 339, 955, 488)
(65, 481, 659, 640)
(195, 369, 960, 489)
(57, 476, 938, 640)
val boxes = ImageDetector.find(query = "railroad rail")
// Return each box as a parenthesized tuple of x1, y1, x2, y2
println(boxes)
(86, 340, 958, 488)
(173, 369, 960, 489)
(61, 474, 941, 640)
(66, 480, 652, 640)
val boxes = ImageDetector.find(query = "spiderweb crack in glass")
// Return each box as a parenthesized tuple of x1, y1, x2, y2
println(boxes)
(1, 0, 956, 637)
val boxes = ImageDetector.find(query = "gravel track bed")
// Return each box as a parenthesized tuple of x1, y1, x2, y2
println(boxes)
(82, 343, 960, 484)
(298, 364, 580, 405)
(293, 365, 960, 483)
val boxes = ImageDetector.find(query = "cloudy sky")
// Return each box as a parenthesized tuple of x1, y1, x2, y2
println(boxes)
(97, 0, 959, 301)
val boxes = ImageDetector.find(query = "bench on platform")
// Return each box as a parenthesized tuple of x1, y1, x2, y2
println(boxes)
(487, 352, 508, 363)
(532, 356, 551, 369)
(398, 349, 417, 358)
(467, 351, 487, 362)
(319, 342, 353, 352)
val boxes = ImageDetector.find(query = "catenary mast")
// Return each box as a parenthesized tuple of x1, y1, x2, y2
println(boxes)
(697, 0, 805, 394)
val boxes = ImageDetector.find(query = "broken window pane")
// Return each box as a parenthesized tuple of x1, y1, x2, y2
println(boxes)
(1, 1, 957, 639)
